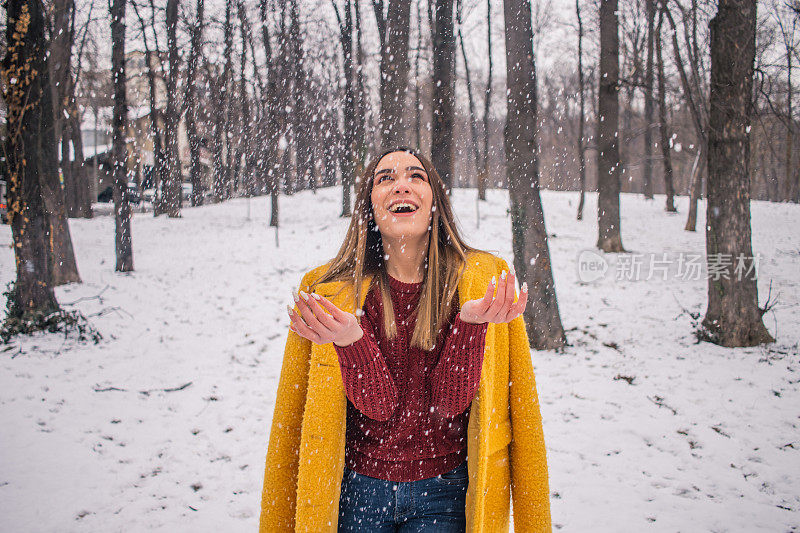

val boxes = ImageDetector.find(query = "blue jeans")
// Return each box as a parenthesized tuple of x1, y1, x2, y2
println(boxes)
(338, 460, 469, 532)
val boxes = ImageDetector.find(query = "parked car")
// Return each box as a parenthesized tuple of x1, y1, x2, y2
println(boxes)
(0, 179, 8, 224)
(96, 182, 141, 204)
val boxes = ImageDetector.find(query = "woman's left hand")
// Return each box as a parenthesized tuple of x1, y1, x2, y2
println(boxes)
(459, 269, 528, 324)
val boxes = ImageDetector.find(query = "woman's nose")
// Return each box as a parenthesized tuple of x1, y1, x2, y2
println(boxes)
(392, 177, 412, 193)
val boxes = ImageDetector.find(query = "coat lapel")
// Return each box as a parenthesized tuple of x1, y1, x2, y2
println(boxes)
(293, 277, 372, 531)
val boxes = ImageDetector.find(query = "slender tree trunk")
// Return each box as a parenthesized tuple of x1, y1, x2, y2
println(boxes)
(222, 0, 234, 199)
(258, 0, 280, 226)
(164, 0, 181, 216)
(596, 0, 625, 252)
(479, 0, 492, 201)
(431, 0, 456, 192)
(663, 5, 707, 230)
(784, 27, 794, 202)
(354, 0, 367, 174)
(111, 0, 133, 272)
(457, 0, 480, 189)
(503, 0, 566, 350)
(576, 0, 586, 220)
(3, 0, 61, 317)
(643, 0, 656, 199)
(50, 0, 74, 211)
(131, 1, 167, 213)
(186, 0, 205, 207)
(290, 0, 313, 191)
(234, 3, 250, 195)
(333, 0, 355, 216)
(701, 0, 772, 346)
(413, 0, 422, 151)
(656, 11, 676, 212)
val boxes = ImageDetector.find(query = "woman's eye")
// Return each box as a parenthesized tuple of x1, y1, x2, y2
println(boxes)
(377, 175, 392, 183)
(412, 173, 425, 181)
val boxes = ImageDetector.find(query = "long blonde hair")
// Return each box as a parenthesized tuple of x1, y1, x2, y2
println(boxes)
(310, 147, 487, 351)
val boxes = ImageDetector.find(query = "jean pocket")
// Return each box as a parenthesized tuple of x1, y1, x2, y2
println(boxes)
(435, 461, 468, 485)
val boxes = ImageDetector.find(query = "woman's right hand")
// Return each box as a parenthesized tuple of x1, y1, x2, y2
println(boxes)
(287, 291, 365, 347)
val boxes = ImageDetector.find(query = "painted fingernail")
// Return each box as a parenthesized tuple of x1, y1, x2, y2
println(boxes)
(286, 304, 294, 314)
(300, 291, 309, 301)
(522, 282, 528, 292)
(491, 276, 496, 285)
(292, 292, 299, 303)
(312, 293, 321, 300)
(501, 270, 507, 281)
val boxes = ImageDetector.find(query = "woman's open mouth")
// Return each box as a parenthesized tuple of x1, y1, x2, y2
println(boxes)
(387, 201, 419, 217)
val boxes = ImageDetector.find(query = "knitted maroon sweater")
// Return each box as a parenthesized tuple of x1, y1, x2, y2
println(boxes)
(332, 274, 488, 482)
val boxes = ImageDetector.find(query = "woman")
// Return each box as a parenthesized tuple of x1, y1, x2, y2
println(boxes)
(259, 148, 551, 532)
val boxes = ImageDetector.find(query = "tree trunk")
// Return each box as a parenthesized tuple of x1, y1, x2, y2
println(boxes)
(49, 0, 73, 211)
(186, 0, 205, 207)
(163, 0, 182, 216)
(642, 0, 656, 200)
(503, 0, 566, 350)
(596, 0, 625, 252)
(3, 0, 61, 317)
(111, 0, 133, 272)
(662, 5, 707, 230)
(353, 0, 368, 175)
(479, 0, 493, 202)
(431, 0, 456, 192)
(378, 0, 412, 148)
(131, 1, 167, 213)
(656, 11, 676, 212)
(222, 0, 234, 199)
(258, 0, 280, 226)
(576, 0, 586, 220)
(290, 0, 313, 191)
(701, 0, 772, 346)
(457, 0, 480, 191)
(333, 0, 356, 217)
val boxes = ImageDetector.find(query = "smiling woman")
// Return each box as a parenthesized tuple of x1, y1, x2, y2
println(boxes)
(258, 147, 551, 533)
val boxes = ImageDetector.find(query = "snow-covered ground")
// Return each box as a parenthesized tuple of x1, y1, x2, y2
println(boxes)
(1, 187, 798, 532)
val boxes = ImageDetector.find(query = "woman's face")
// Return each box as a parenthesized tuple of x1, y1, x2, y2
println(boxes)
(370, 151, 434, 244)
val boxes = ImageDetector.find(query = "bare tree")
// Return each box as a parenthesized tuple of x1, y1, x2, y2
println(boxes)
(642, 0, 656, 199)
(662, 3, 707, 231)
(34, 0, 82, 286)
(576, 0, 587, 219)
(332, 0, 357, 217)
(503, 0, 566, 351)
(431, 0, 455, 191)
(2, 0, 61, 318)
(131, 0, 168, 215)
(186, 0, 205, 207)
(479, 0, 493, 201)
(373, 0, 413, 147)
(257, 0, 281, 226)
(701, 0, 773, 346)
(110, 0, 133, 272)
(773, 2, 797, 201)
(456, 0, 481, 195)
(162, 0, 181, 216)
(597, 0, 625, 252)
(655, 7, 676, 212)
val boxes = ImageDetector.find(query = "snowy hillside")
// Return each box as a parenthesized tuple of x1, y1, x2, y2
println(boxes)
(1, 188, 798, 532)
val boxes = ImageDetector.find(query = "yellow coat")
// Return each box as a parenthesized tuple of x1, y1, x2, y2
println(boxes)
(259, 251, 551, 532)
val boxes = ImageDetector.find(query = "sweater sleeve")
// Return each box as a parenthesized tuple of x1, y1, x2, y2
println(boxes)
(333, 309, 399, 422)
(431, 311, 489, 417)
